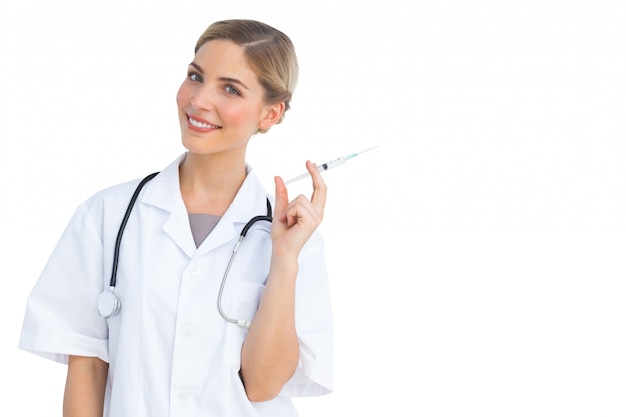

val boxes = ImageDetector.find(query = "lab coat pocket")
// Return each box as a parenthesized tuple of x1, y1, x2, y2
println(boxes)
(230, 230, 272, 286)
(225, 281, 265, 363)
(230, 280, 265, 325)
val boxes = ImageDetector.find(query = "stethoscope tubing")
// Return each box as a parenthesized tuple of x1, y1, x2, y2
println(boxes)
(110, 172, 159, 288)
(217, 212, 272, 328)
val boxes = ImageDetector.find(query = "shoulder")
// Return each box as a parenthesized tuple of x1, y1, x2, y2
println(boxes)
(67, 174, 159, 235)
(83, 153, 183, 210)
(83, 177, 149, 211)
(80, 155, 182, 215)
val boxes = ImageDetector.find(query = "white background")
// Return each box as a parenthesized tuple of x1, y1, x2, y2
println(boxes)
(1, 0, 625, 415)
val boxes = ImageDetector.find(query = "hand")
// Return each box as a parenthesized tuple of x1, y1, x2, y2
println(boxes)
(272, 160, 327, 259)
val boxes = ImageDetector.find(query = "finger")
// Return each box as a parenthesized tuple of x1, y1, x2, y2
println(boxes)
(284, 197, 319, 228)
(305, 160, 327, 213)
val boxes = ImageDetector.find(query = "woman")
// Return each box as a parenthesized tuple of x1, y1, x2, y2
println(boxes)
(19, 19, 333, 417)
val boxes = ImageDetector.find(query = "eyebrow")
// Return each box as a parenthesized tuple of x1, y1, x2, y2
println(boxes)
(189, 62, 250, 90)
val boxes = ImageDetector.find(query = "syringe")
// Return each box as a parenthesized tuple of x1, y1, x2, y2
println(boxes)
(284, 145, 378, 185)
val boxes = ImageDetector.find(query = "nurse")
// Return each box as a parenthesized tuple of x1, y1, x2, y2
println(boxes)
(19, 19, 333, 417)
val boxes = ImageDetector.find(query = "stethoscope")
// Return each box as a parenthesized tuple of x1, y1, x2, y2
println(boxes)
(97, 172, 273, 329)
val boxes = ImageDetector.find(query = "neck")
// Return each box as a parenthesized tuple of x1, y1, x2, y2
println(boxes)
(179, 152, 247, 215)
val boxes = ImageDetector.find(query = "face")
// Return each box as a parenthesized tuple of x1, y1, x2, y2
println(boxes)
(176, 40, 283, 158)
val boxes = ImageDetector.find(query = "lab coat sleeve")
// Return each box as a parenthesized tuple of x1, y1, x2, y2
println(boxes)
(19, 197, 109, 365)
(281, 230, 334, 397)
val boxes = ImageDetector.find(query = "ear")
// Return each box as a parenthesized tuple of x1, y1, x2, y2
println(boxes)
(258, 102, 285, 131)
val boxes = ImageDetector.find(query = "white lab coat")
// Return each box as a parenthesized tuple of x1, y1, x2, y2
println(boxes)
(19, 153, 333, 417)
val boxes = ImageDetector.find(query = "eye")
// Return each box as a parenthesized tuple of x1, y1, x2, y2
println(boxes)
(188, 72, 203, 83)
(225, 85, 241, 96)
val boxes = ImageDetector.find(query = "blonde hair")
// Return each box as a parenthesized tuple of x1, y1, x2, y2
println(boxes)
(195, 19, 298, 132)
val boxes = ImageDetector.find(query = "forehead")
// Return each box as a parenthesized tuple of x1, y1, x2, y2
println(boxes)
(193, 40, 256, 80)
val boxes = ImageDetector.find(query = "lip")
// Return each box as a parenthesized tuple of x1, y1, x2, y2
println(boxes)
(186, 114, 222, 132)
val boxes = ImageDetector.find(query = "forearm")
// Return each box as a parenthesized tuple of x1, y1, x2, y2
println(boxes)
(63, 355, 108, 417)
(240, 255, 300, 402)
(240, 166, 327, 401)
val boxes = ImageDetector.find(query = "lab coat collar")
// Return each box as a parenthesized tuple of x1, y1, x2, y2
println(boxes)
(140, 152, 271, 258)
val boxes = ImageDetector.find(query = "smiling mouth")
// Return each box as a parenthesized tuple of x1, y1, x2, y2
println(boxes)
(187, 115, 221, 129)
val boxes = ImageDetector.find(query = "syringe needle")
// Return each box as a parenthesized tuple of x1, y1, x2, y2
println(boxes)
(347, 145, 379, 160)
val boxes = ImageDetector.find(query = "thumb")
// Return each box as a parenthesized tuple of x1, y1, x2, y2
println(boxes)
(274, 176, 288, 220)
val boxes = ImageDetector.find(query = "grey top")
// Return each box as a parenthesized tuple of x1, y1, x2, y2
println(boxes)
(188, 213, 221, 248)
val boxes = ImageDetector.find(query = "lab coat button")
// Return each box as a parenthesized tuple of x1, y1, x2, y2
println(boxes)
(178, 388, 191, 400)
(181, 325, 195, 337)
(190, 265, 202, 276)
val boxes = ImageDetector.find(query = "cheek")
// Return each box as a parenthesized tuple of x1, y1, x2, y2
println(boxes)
(220, 103, 260, 127)
(176, 83, 189, 109)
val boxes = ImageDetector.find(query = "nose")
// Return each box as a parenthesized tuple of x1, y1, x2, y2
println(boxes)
(189, 85, 217, 111)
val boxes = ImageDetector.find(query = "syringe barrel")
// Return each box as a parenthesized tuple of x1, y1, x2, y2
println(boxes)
(318, 156, 347, 172)
(285, 155, 349, 185)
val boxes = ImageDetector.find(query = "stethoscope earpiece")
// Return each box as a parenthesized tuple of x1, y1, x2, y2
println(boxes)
(98, 289, 121, 318)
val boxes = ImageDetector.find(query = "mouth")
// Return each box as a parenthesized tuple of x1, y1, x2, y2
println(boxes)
(187, 114, 221, 131)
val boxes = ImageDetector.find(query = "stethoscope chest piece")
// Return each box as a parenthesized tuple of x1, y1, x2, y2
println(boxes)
(98, 289, 121, 318)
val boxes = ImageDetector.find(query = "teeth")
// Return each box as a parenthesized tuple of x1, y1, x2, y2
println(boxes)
(189, 117, 219, 129)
